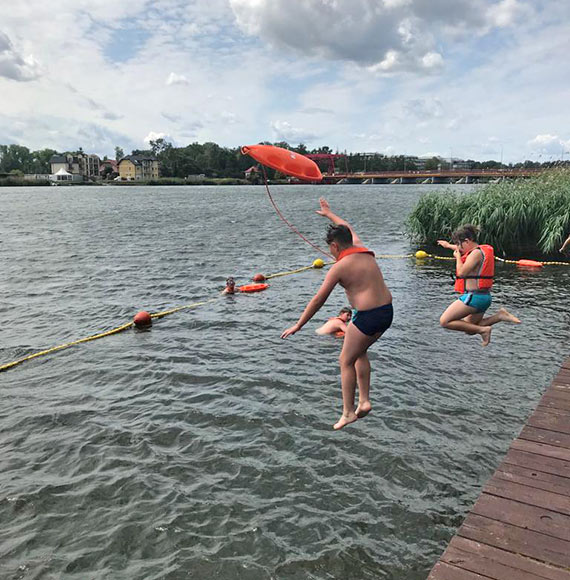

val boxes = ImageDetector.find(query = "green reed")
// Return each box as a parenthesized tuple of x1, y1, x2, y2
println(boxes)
(406, 169, 570, 256)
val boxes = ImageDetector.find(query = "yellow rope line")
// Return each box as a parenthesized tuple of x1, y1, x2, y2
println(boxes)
(0, 298, 221, 373)
(0, 322, 134, 372)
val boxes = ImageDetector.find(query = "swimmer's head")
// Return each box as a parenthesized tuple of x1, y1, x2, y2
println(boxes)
(226, 277, 235, 287)
(339, 307, 352, 322)
(325, 224, 353, 256)
(451, 224, 480, 252)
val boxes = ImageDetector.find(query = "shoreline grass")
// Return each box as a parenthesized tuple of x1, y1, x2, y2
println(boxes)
(406, 169, 570, 257)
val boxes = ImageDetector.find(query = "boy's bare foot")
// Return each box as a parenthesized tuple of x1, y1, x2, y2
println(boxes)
(356, 401, 372, 418)
(498, 308, 521, 324)
(480, 327, 491, 347)
(333, 412, 358, 430)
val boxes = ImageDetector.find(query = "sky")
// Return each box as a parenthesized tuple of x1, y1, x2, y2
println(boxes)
(1, 0, 569, 162)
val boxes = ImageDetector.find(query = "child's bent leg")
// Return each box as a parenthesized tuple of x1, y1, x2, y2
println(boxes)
(440, 300, 491, 346)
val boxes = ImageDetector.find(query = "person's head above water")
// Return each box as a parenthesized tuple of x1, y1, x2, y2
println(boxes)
(226, 277, 235, 287)
(338, 307, 352, 323)
(451, 224, 480, 254)
(325, 224, 353, 258)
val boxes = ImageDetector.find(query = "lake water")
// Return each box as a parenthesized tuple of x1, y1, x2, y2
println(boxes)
(1, 184, 569, 579)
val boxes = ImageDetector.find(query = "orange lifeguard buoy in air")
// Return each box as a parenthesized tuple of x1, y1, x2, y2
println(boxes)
(517, 259, 543, 268)
(238, 283, 269, 293)
(241, 145, 323, 182)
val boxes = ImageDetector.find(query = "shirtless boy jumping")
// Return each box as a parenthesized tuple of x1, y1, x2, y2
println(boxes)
(281, 197, 393, 430)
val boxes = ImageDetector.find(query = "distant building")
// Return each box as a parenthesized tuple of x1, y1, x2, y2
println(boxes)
(49, 152, 100, 179)
(244, 165, 261, 179)
(117, 155, 159, 181)
(99, 159, 118, 179)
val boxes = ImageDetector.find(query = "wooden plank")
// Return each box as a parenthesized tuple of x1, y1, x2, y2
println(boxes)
(429, 561, 490, 580)
(471, 492, 570, 540)
(447, 537, 570, 580)
(549, 386, 570, 397)
(527, 410, 570, 435)
(441, 543, 562, 580)
(540, 396, 570, 411)
(459, 514, 570, 569)
(483, 477, 570, 516)
(503, 448, 570, 478)
(519, 425, 570, 450)
(511, 439, 570, 462)
(495, 463, 570, 496)
(537, 404, 570, 418)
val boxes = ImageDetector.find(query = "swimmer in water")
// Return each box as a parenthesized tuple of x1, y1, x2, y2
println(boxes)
(222, 277, 236, 294)
(315, 307, 352, 337)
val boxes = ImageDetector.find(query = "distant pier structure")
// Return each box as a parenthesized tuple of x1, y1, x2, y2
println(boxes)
(303, 153, 540, 184)
(319, 169, 540, 185)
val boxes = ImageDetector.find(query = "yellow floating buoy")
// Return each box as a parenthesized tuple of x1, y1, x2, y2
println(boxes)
(415, 250, 429, 259)
(313, 258, 325, 268)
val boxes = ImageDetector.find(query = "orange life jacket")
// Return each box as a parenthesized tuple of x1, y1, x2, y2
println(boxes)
(454, 244, 494, 293)
(337, 246, 375, 261)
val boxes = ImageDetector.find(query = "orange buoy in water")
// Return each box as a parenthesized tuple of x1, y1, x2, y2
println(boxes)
(239, 283, 269, 293)
(241, 145, 323, 182)
(517, 259, 543, 268)
(134, 311, 152, 328)
(252, 273, 266, 282)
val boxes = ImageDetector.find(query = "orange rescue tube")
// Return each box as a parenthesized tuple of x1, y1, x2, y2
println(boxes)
(241, 145, 323, 182)
(517, 259, 543, 268)
(238, 283, 269, 293)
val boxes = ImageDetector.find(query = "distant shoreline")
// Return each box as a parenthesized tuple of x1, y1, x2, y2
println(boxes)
(0, 177, 292, 187)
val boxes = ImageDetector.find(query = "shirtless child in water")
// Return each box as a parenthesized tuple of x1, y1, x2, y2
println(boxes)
(315, 307, 352, 337)
(281, 197, 393, 430)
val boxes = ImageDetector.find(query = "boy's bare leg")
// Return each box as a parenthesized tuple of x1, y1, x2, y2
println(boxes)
(335, 324, 379, 430)
(440, 300, 492, 346)
(355, 353, 372, 418)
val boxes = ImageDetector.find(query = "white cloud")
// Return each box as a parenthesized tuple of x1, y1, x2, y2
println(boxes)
(229, 0, 524, 73)
(144, 131, 172, 144)
(528, 134, 570, 155)
(0, 31, 40, 81)
(166, 72, 188, 85)
(270, 120, 318, 143)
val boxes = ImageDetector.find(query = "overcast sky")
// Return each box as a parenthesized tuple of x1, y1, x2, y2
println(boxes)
(1, 0, 569, 162)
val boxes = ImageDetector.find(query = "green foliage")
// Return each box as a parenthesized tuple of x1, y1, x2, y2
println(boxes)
(406, 169, 570, 256)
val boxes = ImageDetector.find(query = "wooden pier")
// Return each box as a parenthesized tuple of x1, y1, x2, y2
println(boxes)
(429, 358, 570, 580)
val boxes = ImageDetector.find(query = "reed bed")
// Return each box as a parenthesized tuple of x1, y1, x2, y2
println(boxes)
(406, 169, 570, 256)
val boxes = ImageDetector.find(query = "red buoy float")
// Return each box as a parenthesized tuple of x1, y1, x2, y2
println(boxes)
(238, 283, 269, 293)
(516, 259, 543, 268)
(252, 273, 266, 282)
(134, 311, 152, 328)
(241, 145, 322, 182)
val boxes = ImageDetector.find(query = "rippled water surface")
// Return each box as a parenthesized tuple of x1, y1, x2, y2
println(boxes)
(1, 184, 569, 579)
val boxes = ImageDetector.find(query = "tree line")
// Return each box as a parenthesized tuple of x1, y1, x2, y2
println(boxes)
(0, 140, 566, 178)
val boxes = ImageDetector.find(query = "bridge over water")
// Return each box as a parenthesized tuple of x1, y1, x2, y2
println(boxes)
(319, 169, 541, 185)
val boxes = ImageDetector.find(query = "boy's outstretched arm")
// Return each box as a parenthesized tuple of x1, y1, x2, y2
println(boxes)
(281, 268, 339, 338)
(316, 197, 363, 246)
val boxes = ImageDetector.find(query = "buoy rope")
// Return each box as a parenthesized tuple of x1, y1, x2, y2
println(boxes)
(262, 166, 333, 259)
(3, 251, 569, 373)
(0, 298, 220, 373)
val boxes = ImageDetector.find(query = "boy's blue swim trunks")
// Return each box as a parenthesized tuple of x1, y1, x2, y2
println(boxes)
(458, 291, 492, 313)
(351, 303, 393, 336)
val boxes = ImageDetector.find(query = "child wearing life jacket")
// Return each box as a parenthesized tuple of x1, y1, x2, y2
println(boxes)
(315, 307, 352, 337)
(437, 224, 520, 347)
